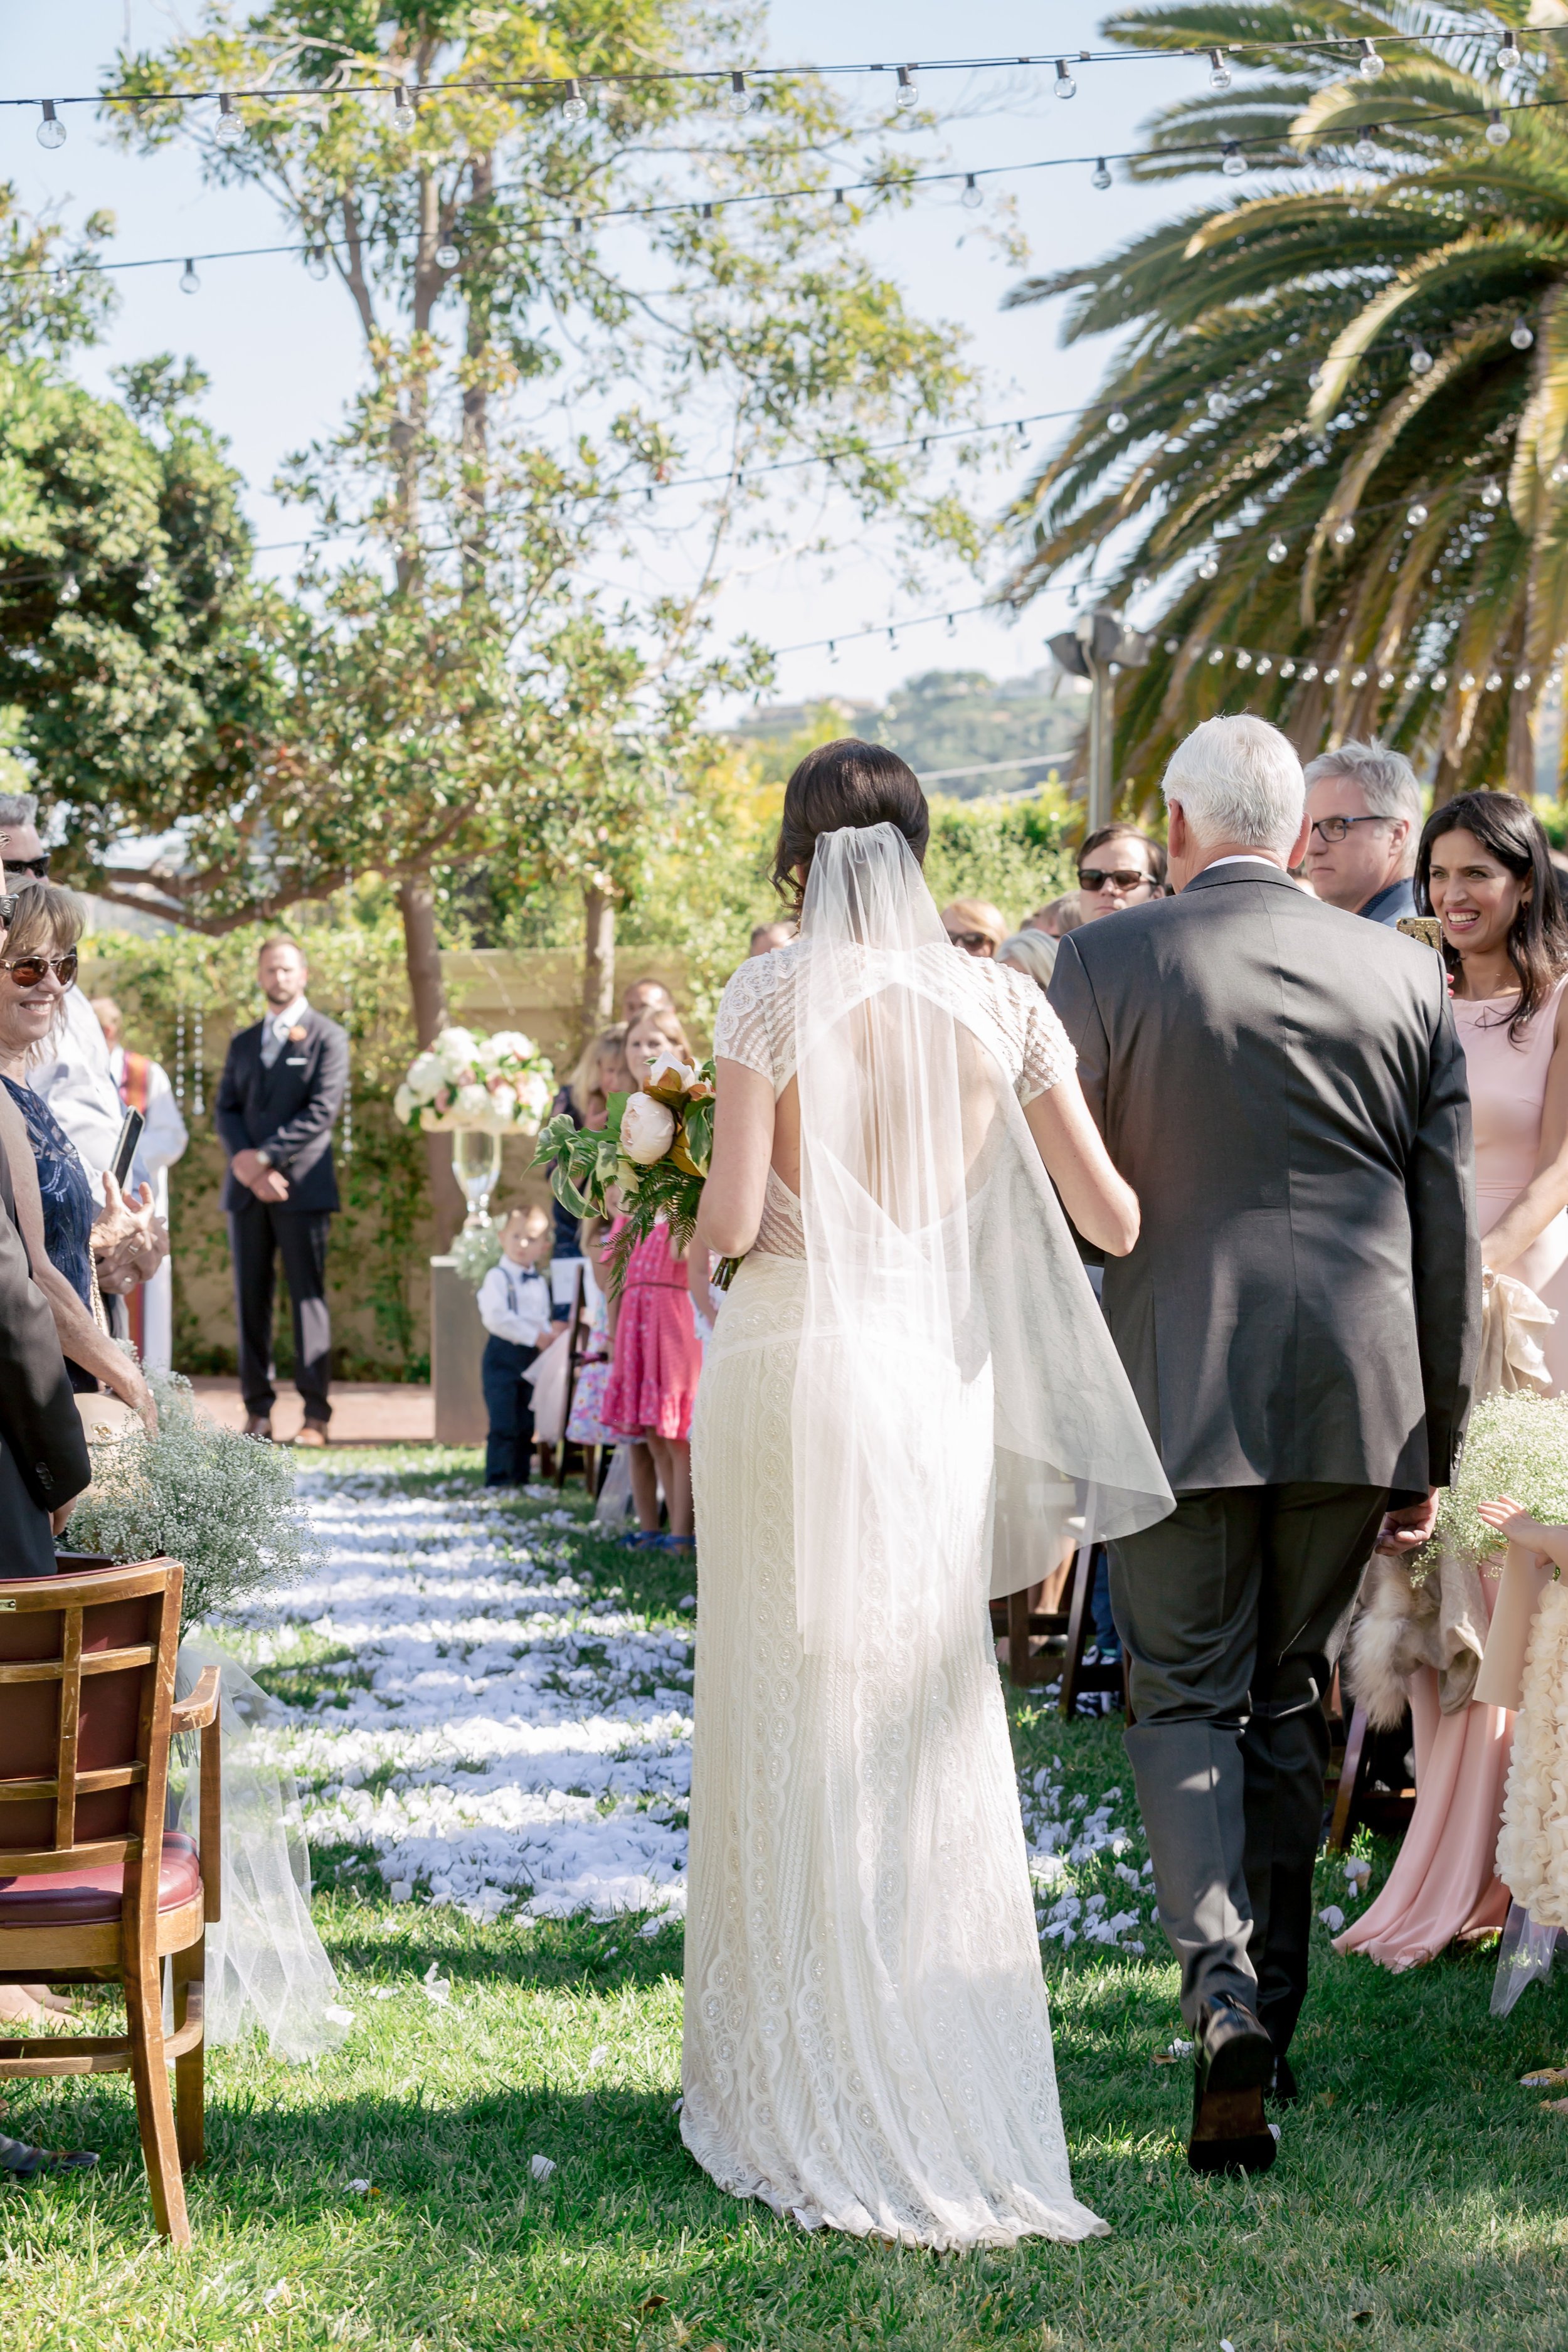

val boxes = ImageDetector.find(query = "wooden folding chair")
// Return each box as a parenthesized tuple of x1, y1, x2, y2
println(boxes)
(1057, 1544, 1131, 1720)
(0, 1555, 221, 2245)
(1326, 1696, 1417, 1853)
(990, 1546, 1078, 1688)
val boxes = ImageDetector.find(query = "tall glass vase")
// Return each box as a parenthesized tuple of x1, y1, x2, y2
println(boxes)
(452, 1128, 502, 1232)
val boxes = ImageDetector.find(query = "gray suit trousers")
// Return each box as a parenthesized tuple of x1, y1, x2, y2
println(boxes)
(1110, 1482, 1387, 2050)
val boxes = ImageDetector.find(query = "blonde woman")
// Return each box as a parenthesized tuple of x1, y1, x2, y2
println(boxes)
(0, 884, 157, 1431)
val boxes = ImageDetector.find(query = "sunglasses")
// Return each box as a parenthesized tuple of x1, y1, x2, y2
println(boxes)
(946, 931, 995, 954)
(1079, 867, 1155, 893)
(3, 854, 50, 880)
(0, 950, 78, 989)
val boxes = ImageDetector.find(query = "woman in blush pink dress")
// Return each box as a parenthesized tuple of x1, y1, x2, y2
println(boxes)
(602, 1004, 704, 1554)
(1339, 791, 1568, 1970)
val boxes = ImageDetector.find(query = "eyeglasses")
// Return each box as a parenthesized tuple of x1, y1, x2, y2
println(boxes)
(1079, 867, 1155, 893)
(0, 950, 78, 989)
(3, 854, 50, 880)
(945, 930, 995, 955)
(1309, 814, 1391, 845)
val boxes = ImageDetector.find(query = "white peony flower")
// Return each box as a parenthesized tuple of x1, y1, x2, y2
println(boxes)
(489, 1030, 538, 1064)
(620, 1091, 677, 1164)
(454, 1083, 492, 1123)
(436, 1028, 480, 1076)
(393, 1085, 415, 1125)
(516, 1071, 552, 1120)
(485, 1083, 518, 1123)
(405, 1052, 443, 1101)
(648, 1050, 701, 1091)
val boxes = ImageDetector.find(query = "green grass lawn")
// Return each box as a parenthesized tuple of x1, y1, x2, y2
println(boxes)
(6, 1453, 1568, 2350)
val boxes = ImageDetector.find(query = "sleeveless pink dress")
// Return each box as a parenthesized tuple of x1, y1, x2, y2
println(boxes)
(603, 1219, 703, 1443)
(1338, 974, 1568, 1969)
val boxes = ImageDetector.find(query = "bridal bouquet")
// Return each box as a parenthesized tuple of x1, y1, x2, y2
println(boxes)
(395, 1027, 555, 1133)
(534, 1050, 734, 1293)
(1417, 1390, 1568, 1578)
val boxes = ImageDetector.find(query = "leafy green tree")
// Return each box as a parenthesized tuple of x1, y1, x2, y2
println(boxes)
(1005, 3, 1567, 801)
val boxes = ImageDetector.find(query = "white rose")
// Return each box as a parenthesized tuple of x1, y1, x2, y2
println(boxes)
(437, 1027, 480, 1074)
(454, 1083, 492, 1122)
(648, 1051, 700, 1091)
(620, 1091, 676, 1164)
(406, 1052, 443, 1101)
(516, 1072, 551, 1120)
(486, 1081, 517, 1122)
(489, 1030, 538, 1064)
(394, 1084, 415, 1125)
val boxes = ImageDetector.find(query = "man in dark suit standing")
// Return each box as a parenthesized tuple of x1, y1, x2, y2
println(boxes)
(216, 938, 349, 1444)
(1049, 715, 1478, 2176)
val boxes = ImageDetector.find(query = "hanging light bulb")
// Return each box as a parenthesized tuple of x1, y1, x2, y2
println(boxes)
(1199, 551, 1220, 578)
(1054, 60, 1077, 100)
(58, 571, 79, 607)
(1208, 49, 1232, 92)
(894, 65, 917, 110)
(1256, 655, 1273, 675)
(729, 69, 753, 115)
(306, 245, 330, 281)
(435, 241, 460, 270)
(1518, 669, 1534, 690)
(36, 100, 66, 151)
(1486, 109, 1512, 147)
(215, 93, 245, 147)
(1485, 670, 1504, 691)
(1499, 28, 1522, 72)
(1207, 645, 1226, 665)
(1358, 37, 1384, 79)
(1308, 364, 1325, 388)
(1106, 409, 1129, 434)
(1409, 344, 1433, 376)
(1221, 140, 1247, 177)
(393, 80, 413, 116)
(1235, 650, 1253, 670)
(1512, 317, 1535, 349)
(1459, 670, 1476, 691)
(1481, 479, 1505, 506)
(960, 173, 983, 210)
(1163, 637, 1180, 655)
(1332, 517, 1356, 546)
(1431, 669, 1448, 691)
(1280, 659, 1297, 679)
(1301, 662, 1320, 681)
(1324, 665, 1342, 684)
(1407, 500, 1429, 525)
(561, 77, 588, 122)
(1353, 132, 1378, 169)
(1268, 536, 1288, 564)
(179, 258, 201, 295)
(1350, 666, 1369, 687)
(1092, 157, 1112, 191)
(946, 613, 957, 637)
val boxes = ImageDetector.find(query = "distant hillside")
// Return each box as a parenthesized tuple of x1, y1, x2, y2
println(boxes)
(729, 668, 1086, 798)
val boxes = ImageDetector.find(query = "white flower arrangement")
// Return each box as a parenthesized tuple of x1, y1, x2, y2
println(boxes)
(395, 1026, 555, 1133)
(1424, 1391, 1568, 1577)
(63, 1370, 322, 1625)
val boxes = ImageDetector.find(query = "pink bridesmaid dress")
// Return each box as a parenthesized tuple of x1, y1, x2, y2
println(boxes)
(1338, 973, 1568, 1969)
(603, 1219, 703, 1442)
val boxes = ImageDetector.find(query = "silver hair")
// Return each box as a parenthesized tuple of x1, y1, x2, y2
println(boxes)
(1301, 738, 1422, 837)
(0, 792, 38, 830)
(997, 930, 1058, 990)
(1162, 714, 1305, 854)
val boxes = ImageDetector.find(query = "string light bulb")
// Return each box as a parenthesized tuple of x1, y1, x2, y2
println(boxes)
(729, 69, 753, 115)
(895, 65, 917, 109)
(1499, 28, 1522, 71)
(1092, 157, 1111, 190)
(1268, 537, 1288, 563)
(1407, 500, 1429, 524)
(1208, 50, 1232, 91)
(1409, 344, 1433, 375)
(215, 93, 244, 146)
(36, 100, 66, 151)
(179, 258, 201, 295)
(1481, 479, 1504, 505)
(960, 172, 983, 209)
(1332, 517, 1356, 545)
(1106, 409, 1129, 433)
(306, 245, 329, 280)
(393, 79, 413, 115)
(1512, 317, 1535, 349)
(58, 571, 79, 606)
(435, 241, 460, 269)
(1221, 140, 1247, 176)
(561, 77, 588, 122)
(1486, 109, 1512, 146)
(1199, 551, 1220, 578)
(1358, 38, 1384, 79)
(1431, 669, 1448, 690)
(1354, 134, 1377, 169)
(1054, 60, 1077, 100)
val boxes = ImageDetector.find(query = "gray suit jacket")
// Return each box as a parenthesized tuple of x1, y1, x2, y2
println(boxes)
(1048, 859, 1480, 1500)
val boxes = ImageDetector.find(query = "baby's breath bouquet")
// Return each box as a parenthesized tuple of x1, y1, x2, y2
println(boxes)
(534, 1050, 734, 1295)
(63, 1370, 322, 1624)
(1421, 1391, 1568, 1576)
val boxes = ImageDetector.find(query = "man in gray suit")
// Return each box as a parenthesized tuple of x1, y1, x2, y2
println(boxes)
(1049, 715, 1478, 2175)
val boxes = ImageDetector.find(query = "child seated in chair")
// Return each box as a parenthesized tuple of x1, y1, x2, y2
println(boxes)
(476, 1205, 561, 1488)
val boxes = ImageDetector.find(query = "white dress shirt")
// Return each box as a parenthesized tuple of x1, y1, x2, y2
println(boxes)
(476, 1262, 555, 1349)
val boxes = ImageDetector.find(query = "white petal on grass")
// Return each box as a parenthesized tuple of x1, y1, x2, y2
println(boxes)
(1318, 1905, 1346, 1932)
(346, 2178, 373, 2195)
(529, 2154, 557, 2181)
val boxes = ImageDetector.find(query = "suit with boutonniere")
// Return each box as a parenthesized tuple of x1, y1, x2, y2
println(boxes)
(216, 1003, 349, 1430)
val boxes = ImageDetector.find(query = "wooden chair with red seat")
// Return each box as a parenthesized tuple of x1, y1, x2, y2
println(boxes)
(0, 1554, 221, 2245)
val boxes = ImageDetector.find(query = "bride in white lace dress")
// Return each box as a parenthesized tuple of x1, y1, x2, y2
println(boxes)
(682, 743, 1172, 2249)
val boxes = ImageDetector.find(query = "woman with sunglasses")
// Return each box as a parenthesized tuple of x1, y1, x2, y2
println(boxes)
(0, 884, 157, 1431)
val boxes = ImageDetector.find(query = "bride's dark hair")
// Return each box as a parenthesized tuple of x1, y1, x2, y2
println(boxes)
(771, 739, 929, 911)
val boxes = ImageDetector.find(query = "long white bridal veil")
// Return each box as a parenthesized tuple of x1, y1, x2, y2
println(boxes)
(792, 822, 1170, 1658)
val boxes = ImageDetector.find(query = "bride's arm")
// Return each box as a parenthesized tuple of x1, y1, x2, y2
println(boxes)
(694, 1058, 775, 1260)
(1023, 1073, 1140, 1258)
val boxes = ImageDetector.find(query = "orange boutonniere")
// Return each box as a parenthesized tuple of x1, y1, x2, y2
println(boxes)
(288, 1025, 309, 1042)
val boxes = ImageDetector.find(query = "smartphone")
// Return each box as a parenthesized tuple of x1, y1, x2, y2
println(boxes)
(110, 1108, 144, 1189)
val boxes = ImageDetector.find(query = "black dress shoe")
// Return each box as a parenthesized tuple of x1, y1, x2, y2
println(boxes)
(1269, 2052, 1298, 2107)
(1187, 1996, 1278, 2176)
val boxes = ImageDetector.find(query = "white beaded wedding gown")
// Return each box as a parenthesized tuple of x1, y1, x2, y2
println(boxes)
(682, 824, 1170, 2249)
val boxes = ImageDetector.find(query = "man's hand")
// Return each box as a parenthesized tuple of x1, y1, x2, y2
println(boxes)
(50, 1500, 78, 1539)
(1376, 1488, 1440, 1554)
(249, 1167, 290, 1203)
(230, 1148, 267, 1188)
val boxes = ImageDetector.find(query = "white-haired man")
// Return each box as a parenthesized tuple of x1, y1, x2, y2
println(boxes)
(1049, 714, 1478, 2176)
(1301, 739, 1421, 924)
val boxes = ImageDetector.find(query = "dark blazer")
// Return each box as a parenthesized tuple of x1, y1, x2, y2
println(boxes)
(1048, 858, 1480, 1500)
(0, 1138, 91, 1518)
(216, 1007, 349, 1216)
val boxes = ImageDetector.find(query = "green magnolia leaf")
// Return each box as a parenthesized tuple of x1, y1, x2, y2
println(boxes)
(682, 1098, 713, 1176)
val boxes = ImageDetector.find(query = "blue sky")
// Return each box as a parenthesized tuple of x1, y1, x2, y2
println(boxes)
(10, 4, 1222, 714)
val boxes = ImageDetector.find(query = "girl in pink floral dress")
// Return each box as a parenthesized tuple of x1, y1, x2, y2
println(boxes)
(602, 1007, 704, 1551)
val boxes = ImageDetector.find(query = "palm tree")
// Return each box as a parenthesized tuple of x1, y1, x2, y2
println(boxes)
(1006, 3, 1568, 801)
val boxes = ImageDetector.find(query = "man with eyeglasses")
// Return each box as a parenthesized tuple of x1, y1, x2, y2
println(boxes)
(1301, 741, 1421, 925)
(1076, 825, 1168, 925)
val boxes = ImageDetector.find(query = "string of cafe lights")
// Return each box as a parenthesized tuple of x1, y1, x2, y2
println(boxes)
(4, 26, 1547, 135)
(1171, 634, 1562, 702)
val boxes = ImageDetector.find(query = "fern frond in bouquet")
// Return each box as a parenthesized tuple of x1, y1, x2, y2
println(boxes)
(532, 1050, 736, 1297)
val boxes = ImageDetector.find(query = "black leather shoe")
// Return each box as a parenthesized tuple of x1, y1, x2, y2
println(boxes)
(1187, 1996, 1278, 2176)
(1269, 2052, 1298, 2107)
